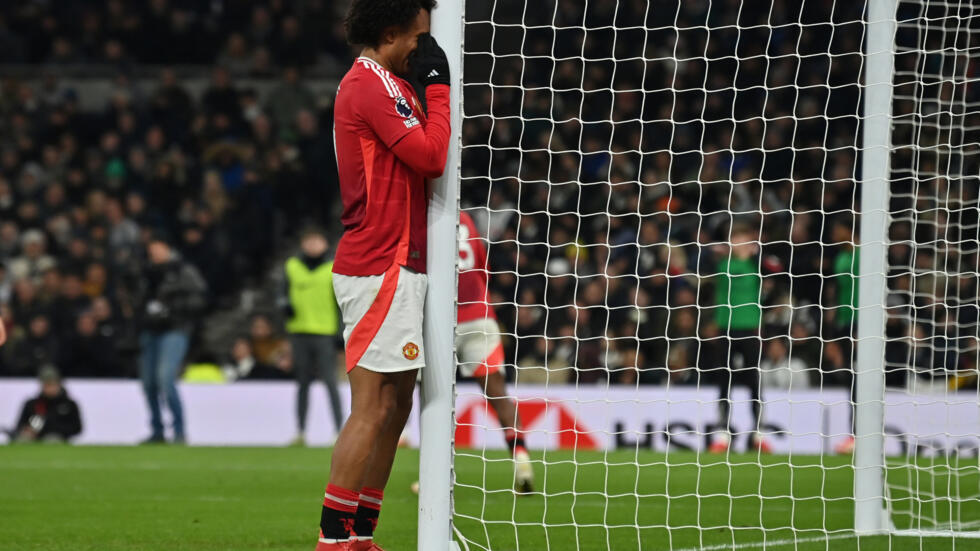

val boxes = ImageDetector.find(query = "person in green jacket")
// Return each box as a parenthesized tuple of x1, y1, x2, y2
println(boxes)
(711, 223, 780, 453)
(281, 226, 344, 445)
(830, 219, 859, 454)
(831, 220, 859, 336)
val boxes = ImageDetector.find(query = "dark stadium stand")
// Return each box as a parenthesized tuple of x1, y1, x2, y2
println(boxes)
(0, 1, 976, 393)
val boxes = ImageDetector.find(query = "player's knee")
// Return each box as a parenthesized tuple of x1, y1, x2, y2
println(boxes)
(373, 391, 400, 428)
(350, 399, 394, 435)
(141, 380, 158, 395)
(157, 373, 174, 393)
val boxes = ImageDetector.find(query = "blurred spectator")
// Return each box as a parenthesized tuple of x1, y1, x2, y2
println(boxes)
(665, 307, 699, 385)
(249, 47, 276, 78)
(280, 226, 343, 445)
(83, 262, 109, 298)
(90, 296, 122, 343)
(248, 313, 289, 370)
(52, 271, 91, 335)
(217, 33, 252, 77)
(273, 16, 316, 68)
(223, 335, 291, 381)
(202, 66, 240, 126)
(12, 366, 81, 443)
(137, 235, 207, 444)
(105, 197, 140, 264)
(759, 338, 810, 391)
(4, 314, 59, 377)
(0, 222, 19, 258)
(908, 310, 960, 394)
(821, 341, 852, 388)
(0, 262, 10, 305)
(59, 311, 120, 378)
(265, 67, 316, 143)
(149, 68, 194, 140)
(223, 336, 258, 380)
(9, 230, 56, 285)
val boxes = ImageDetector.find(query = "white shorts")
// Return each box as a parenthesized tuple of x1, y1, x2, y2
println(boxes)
(333, 265, 427, 373)
(456, 317, 505, 378)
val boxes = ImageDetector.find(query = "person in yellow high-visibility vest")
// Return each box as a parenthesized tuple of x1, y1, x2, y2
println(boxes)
(281, 226, 344, 445)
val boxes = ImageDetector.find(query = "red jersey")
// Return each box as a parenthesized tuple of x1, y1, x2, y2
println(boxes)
(457, 211, 496, 323)
(333, 57, 430, 276)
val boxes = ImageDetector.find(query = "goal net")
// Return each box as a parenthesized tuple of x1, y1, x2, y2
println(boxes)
(884, 0, 980, 537)
(446, 1, 980, 549)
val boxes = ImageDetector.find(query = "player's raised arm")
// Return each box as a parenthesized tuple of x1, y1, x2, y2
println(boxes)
(343, 31, 451, 180)
(389, 33, 452, 178)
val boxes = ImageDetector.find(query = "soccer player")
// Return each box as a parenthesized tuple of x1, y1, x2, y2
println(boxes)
(829, 219, 859, 454)
(408, 213, 533, 495)
(710, 222, 780, 454)
(457, 211, 534, 491)
(315, 0, 451, 550)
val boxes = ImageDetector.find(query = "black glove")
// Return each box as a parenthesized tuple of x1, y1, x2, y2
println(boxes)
(410, 33, 451, 88)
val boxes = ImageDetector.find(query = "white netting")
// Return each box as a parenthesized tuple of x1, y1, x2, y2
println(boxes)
(450, 1, 980, 549)
(884, 0, 980, 536)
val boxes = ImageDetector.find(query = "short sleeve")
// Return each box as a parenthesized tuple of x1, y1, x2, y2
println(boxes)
(354, 73, 423, 149)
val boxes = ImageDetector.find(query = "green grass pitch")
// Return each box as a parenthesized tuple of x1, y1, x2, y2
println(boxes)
(0, 446, 974, 550)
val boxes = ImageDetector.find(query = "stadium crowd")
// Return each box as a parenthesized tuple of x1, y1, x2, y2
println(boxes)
(460, 1, 980, 389)
(0, 2, 344, 378)
(0, 1, 348, 74)
(0, 1, 976, 394)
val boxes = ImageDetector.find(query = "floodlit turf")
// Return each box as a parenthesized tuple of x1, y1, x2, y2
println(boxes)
(0, 446, 974, 550)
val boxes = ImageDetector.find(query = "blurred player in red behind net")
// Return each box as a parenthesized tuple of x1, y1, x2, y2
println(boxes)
(315, 0, 451, 549)
(456, 210, 534, 493)
(408, 211, 534, 495)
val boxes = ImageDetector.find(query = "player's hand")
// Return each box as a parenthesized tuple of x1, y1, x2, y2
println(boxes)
(411, 33, 451, 88)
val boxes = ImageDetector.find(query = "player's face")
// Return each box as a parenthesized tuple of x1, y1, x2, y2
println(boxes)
(731, 231, 758, 259)
(391, 9, 431, 76)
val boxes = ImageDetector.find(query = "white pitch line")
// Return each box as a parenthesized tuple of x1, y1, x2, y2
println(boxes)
(674, 532, 857, 551)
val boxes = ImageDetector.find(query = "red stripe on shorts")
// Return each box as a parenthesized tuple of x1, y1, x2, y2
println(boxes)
(345, 263, 402, 372)
(472, 340, 505, 378)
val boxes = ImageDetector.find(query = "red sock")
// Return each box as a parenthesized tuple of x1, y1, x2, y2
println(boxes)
(320, 484, 359, 541)
(504, 428, 528, 455)
(353, 487, 383, 539)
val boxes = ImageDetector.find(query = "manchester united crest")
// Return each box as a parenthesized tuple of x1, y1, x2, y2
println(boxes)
(402, 342, 420, 360)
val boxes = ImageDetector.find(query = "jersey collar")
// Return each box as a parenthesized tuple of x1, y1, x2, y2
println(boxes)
(357, 56, 385, 71)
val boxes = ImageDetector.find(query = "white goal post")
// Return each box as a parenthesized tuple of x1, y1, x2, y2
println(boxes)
(419, 1, 980, 550)
(853, 0, 896, 535)
(418, 0, 464, 550)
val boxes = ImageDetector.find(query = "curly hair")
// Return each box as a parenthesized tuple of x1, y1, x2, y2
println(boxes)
(345, 0, 437, 48)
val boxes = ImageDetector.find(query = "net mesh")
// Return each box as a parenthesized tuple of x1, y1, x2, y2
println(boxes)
(451, 1, 980, 548)
(884, 0, 980, 535)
